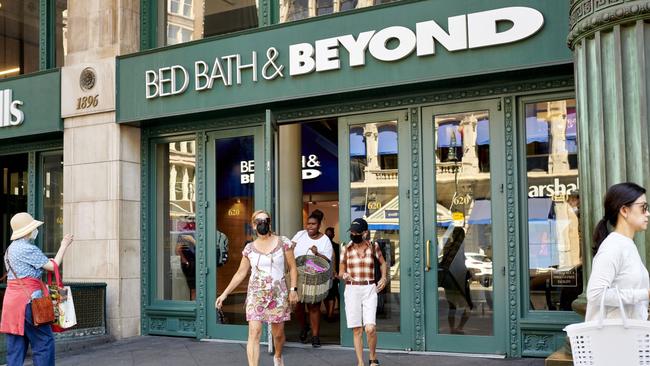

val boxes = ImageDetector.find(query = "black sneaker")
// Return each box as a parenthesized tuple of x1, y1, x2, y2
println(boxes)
(299, 328, 309, 343)
(312, 336, 321, 348)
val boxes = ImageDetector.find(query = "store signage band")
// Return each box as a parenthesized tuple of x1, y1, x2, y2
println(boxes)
(144, 6, 544, 99)
(0, 89, 24, 127)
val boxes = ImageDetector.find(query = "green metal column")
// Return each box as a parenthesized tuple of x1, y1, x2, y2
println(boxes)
(569, 1, 650, 296)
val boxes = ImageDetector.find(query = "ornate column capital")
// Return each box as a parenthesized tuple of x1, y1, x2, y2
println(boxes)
(568, 0, 650, 49)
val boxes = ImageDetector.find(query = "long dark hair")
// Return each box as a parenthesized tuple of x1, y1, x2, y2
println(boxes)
(593, 182, 646, 254)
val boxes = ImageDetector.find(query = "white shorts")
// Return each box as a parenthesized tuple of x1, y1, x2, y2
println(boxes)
(344, 284, 378, 328)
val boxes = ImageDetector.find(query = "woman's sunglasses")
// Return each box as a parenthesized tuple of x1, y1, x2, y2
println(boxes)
(254, 218, 270, 225)
(630, 202, 649, 213)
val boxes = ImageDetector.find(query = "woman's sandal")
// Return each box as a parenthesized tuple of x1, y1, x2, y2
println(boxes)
(369, 360, 380, 365)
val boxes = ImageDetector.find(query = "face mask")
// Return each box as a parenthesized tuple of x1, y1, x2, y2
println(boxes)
(350, 234, 363, 244)
(30, 229, 39, 242)
(256, 221, 270, 236)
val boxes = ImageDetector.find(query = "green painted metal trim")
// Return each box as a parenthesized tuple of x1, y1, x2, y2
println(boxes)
(520, 330, 566, 358)
(503, 96, 521, 357)
(258, 0, 272, 26)
(27, 152, 36, 216)
(46, 0, 56, 69)
(0, 139, 62, 156)
(39, 0, 47, 69)
(409, 106, 424, 351)
(140, 127, 151, 335)
(568, 0, 650, 49)
(140, 0, 158, 50)
(195, 131, 207, 338)
(264, 110, 277, 214)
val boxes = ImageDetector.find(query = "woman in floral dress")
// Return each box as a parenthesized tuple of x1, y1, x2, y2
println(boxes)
(216, 210, 298, 366)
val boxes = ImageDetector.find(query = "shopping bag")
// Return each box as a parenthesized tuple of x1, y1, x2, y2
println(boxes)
(56, 286, 77, 329)
(47, 260, 77, 332)
(564, 287, 650, 365)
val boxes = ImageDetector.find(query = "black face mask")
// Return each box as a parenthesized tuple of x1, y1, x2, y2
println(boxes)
(256, 221, 270, 236)
(350, 234, 363, 244)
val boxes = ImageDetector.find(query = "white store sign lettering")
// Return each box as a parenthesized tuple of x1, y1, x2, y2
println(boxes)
(240, 154, 322, 184)
(0, 89, 24, 127)
(145, 6, 544, 99)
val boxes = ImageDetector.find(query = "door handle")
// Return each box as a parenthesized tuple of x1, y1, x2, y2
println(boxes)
(425, 240, 431, 272)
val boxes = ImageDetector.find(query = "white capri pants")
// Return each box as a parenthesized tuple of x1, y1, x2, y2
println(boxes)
(344, 284, 378, 328)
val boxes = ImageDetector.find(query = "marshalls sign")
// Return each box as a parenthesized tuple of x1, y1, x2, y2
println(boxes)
(117, 0, 571, 122)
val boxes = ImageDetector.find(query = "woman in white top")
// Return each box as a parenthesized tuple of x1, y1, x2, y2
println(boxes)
(216, 210, 299, 366)
(291, 209, 334, 347)
(586, 182, 650, 321)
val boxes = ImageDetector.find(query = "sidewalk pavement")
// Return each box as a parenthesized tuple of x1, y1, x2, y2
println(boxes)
(29, 336, 546, 366)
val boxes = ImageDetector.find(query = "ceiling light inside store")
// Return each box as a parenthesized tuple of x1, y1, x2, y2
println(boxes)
(0, 67, 20, 76)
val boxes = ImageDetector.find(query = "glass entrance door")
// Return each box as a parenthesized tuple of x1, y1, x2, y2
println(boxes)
(206, 127, 266, 340)
(338, 110, 413, 349)
(422, 100, 507, 354)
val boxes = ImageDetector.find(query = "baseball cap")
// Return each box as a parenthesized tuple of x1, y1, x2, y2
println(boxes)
(349, 218, 368, 233)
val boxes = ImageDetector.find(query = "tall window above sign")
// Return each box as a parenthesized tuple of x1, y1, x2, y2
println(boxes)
(279, 0, 398, 22)
(0, 0, 67, 77)
(163, 0, 259, 46)
(0, 0, 40, 78)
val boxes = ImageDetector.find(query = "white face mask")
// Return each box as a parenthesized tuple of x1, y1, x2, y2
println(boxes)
(29, 229, 38, 241)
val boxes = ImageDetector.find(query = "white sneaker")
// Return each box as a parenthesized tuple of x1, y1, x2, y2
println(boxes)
(273, 356, 284, 366)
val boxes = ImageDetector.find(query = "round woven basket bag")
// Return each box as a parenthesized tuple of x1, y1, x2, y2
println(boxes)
(295, 255, 332, 304)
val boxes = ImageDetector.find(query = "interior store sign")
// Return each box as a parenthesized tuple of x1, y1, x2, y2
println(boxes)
(528, 178, 579, 198)
(0, 89, 24, 127)
(144, 6, 544, 99)
(240, 154, 322, 184)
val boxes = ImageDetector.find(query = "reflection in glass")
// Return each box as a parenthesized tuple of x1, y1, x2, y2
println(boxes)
(0, 1, 40, 78)
(434, 110, 493, 336)
(349, 120, 400, 332)
(41, 153, 64, 256)
(525, 99, 582, 311)
(215, 136, 255, 325)
(55, 1, 68, 68)
(280, 0, 399, 22)
(156, 140, 197, 301)
(0, 154, 28, 268)
(164, 0, 259, 46)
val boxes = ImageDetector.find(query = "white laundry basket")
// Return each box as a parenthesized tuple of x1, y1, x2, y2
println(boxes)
(564, 288, 650, 365)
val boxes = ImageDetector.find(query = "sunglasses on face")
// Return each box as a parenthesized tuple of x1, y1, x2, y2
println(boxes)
(254, 218, 270, 225)
(630, 202, 649, 213)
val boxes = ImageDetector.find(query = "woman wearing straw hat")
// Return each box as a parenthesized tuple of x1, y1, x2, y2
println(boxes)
(1, 212, 74, 366)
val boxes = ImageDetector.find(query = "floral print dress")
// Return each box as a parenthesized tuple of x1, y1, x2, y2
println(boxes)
(243, 236, 293, 323)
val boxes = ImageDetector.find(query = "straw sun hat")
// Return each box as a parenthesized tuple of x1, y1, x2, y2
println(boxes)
(10, 212, 44, 240)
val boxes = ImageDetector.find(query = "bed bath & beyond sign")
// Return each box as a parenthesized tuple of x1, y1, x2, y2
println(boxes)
(144, 6, 544, 99)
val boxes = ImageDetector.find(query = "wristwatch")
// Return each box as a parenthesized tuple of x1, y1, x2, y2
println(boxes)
(290, 287, 298, 292)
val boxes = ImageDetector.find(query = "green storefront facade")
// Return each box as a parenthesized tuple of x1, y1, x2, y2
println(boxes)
(120, 0, 582, 357)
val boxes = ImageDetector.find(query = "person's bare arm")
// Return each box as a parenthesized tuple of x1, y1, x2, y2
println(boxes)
(42, 234, 74, 271)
